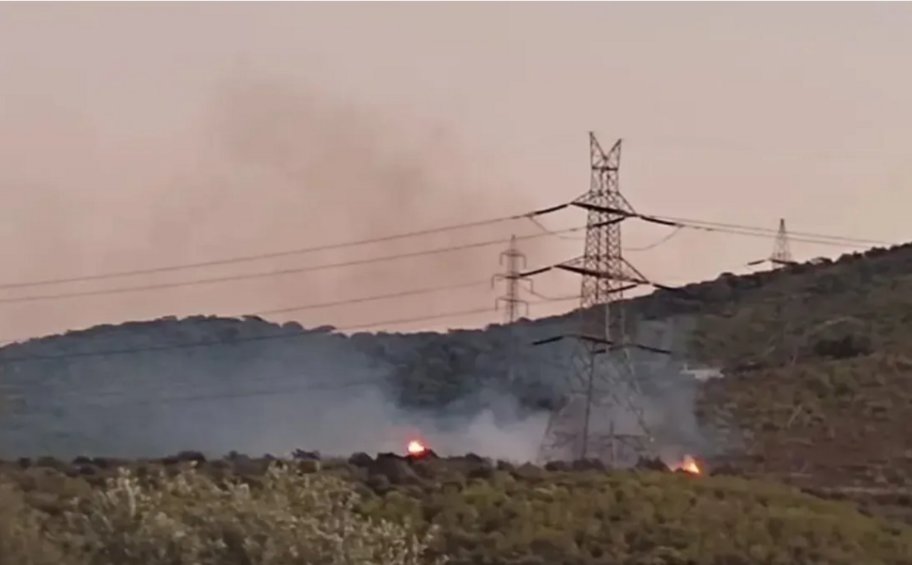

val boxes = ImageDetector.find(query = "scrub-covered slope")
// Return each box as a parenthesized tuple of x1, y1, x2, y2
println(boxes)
(2, 454, 912, 565)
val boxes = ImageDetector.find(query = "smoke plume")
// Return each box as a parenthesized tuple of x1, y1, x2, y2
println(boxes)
(0, 68, 562, 340)
(0, 311, 718, 465)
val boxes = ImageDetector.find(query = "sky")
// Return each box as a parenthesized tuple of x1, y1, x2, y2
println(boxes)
(0, 2, 910, 341)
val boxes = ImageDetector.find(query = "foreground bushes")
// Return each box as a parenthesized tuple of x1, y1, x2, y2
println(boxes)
(1, 464, 442, 565)
(357, 464, 912, 565)
(3, 457, 912, 565)
(0, 481, 63, 565)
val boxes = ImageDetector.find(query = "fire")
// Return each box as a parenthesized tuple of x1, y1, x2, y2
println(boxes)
(407, 440, 427, 455)
(671, 454, 702, 475)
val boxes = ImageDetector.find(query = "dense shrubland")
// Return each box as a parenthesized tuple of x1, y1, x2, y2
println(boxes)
(2, 454, 912, 565)
(0, 460, 441, 565)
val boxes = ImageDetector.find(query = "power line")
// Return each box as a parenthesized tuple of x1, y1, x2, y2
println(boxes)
(0, 211, 545, 291)
(527, 210, 889, 251)
(527, 216, 683, 252)
(624, 226, 684, 251)
(0, 186, 897, 363)
(250, 279, 489, 317)
(596, 211, 887, 250)
(648, 213, 891, 247)
(527, 215, 584, 241)
(0, 200, 892, 303)
(0, 276, 547, 347)
(677, 222, 876, 249)
(0, 227, 586, 307)
(0, 215, 874, 349)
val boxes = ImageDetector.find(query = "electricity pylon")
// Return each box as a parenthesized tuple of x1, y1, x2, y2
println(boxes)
(534, 132, 662, 467)
(747, 218, 796, 269)
(771, 218, 794, 266)
(492, 235, 531, 388)
(493, 235, 529, 324)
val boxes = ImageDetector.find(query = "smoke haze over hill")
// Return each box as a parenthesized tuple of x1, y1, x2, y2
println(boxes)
(0, 311, 715, 463)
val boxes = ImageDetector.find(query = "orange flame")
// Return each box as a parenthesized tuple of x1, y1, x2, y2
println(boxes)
(407, 440, 427, 455)
(672, 454, 702, 475)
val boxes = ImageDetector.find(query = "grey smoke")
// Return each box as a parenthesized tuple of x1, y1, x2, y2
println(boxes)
(0, 317, 550, 461)
(0, 69, 563, 341)
(0, 310, 721, 464)
(0, 69, 584, 462)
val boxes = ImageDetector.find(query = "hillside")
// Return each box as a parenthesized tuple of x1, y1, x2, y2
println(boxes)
(685, 244, 912, 523)
(0, 301, 703, 462)
(2, 241, 912, 523)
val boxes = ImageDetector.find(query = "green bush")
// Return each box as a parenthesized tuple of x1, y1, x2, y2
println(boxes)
(356, 466, 912, 565)
(69, 464, 443, 565)
(2, 464, 444, 565)
(5, 458, 912, 565)
(0, 479, 65, 565)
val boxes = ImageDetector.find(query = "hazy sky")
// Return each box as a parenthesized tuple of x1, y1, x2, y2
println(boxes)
(0, 2, 910, 341)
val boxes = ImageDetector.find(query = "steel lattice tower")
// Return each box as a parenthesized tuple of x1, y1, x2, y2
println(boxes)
(493, 236, 529, 389)
(537, 133, 654, 466)
(771, 218, 793, 266)
(494, 235, 529, 324)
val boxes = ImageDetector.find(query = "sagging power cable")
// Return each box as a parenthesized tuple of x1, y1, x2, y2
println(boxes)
(0, 224, 585, 307)
(0, 200, 576, 291)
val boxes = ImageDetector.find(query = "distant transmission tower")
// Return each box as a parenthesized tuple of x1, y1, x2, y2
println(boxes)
(493, 235, 529, 324)
(493, 236, 530, 388)
(747, 218, 795, 269)
(770, 219, 795, 360)
(771, 218, 793, 266)
(535, 132, 660, 467)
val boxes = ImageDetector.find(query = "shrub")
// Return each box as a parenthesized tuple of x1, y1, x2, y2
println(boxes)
(56, 464, 444, 565)
(6, 458, 912, 565)
(0, 480, 65, 565)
